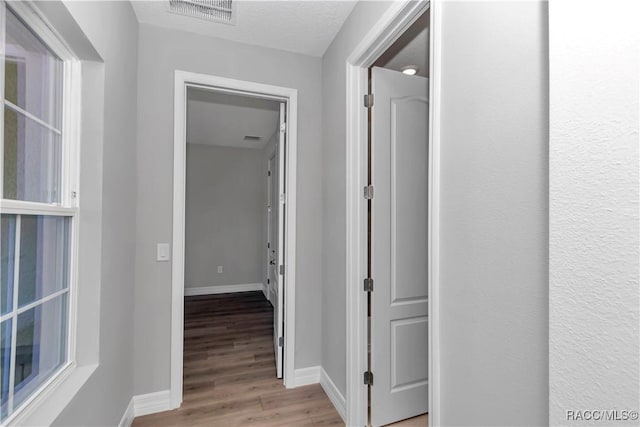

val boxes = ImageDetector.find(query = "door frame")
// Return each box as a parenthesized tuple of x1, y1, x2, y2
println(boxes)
(344, 1, 441, 426)
(171, 70, 299, 408)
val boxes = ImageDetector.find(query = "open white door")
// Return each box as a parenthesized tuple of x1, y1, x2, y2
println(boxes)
(267, 153, 277, 306)
(271, 102, 286, 379)
(370, 66, 429, 426)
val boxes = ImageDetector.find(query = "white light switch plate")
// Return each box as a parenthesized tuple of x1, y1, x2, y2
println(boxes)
(157, 243, 170, 262)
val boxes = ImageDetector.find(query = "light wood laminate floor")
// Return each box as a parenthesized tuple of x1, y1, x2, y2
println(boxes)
(132, 292, 427, 427)
(132, 292, 343, 427)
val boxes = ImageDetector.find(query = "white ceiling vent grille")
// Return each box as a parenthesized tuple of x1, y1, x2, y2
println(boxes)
(168, 0, 236, 25)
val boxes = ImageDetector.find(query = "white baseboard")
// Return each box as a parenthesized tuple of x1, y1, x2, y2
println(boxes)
(121, 372, 345, 425)
(261, 282, 269, 301)
(118, 397, 135, 427)
(119, 390, 173, 424)
(133, 390, 172, 418)
(184, 283, 263, 296)
(292, 366, 321, 387)
(320, 368, 346, 423)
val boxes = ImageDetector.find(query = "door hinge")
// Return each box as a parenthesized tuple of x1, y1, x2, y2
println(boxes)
(364, 93, 374, 108)
(363, 278, 374, 292)
(280, 193, 286, 204)
(267, 278, 270, 285)
(268, 170, 271, 176)
(279, 264, 285, 275)
(363, 185, 374, 200)
(364, 371, 374, 386)
(280, 122, 286, 132)
(278, 336, 284, 347)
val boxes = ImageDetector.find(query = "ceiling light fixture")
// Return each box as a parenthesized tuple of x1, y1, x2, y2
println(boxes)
(402, 65, 419, 76)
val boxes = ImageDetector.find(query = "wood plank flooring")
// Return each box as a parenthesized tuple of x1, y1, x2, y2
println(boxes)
(132, 292, 427, 427)
(132, 292, 343, 427)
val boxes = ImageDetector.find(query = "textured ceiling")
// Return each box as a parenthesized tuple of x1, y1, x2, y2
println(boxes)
(187, 88, 281, 149)
(130, 0, 358, 57)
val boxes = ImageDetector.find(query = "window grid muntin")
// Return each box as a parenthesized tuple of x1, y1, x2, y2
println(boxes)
(12, 291, 68, 409)
(4, 5, 63, 132)
(17, 214, 70, 307)
(0, 1, 78, 423)
(2, 3, 64, 205)
(1, 213, 72, 418)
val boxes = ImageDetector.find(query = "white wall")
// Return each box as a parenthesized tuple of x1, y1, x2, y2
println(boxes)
(185, 144, 265, 289)
(438, 2, 549, 425)
(134, 23, 323, 395)
(549, 1, 640, 425)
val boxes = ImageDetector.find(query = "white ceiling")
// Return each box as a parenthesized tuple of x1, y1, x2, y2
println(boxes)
(130, 0, 358, 57)
(187, 88, 280, 149)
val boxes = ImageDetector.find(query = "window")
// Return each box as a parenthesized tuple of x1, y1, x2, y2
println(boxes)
(0, 2, 79, 423)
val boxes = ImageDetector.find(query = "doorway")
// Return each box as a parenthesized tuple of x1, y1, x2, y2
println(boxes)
(183, 86, 285, 383)
(171, 71, 299, 408)
(345, 1, 441, 426)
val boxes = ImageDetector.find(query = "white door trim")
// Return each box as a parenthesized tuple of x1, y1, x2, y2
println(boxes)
(344, 1, 441, 426)
(172, 70, 299, 409)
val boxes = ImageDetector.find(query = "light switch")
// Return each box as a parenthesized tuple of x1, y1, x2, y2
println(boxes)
(157, 243, 170, 262)
(217, 265, 223, 273)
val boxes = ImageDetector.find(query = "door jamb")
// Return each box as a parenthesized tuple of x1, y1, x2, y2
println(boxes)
(171, 70, 299, 408)
(344, 1, 441, 425)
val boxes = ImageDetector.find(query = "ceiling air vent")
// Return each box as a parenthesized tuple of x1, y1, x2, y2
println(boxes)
(169, 0, 236, 25)
(244, 135, 261, 142)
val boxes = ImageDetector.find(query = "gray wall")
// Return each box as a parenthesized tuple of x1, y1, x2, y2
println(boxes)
(439, 2, 548, 425)
(48, 1, 139, 426)
(185, 144, 265, 288)
(134, 23, 323, 395)
(17, 2, 637, 425)
(549, 0, 640, 425)
(321, 0, 395, 397)
(321, 1, 549, 424)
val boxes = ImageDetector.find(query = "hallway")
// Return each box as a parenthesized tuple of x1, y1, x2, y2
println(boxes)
(132, 292, 343, 426)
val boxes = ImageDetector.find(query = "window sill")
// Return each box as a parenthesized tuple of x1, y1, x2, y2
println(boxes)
(6, 362, 98, 427)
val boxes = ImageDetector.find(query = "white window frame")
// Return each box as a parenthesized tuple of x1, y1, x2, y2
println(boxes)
(0, 1, 81, 424)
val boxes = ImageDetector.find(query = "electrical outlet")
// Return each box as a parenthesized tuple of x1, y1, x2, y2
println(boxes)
(217, 265, 223, 274)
